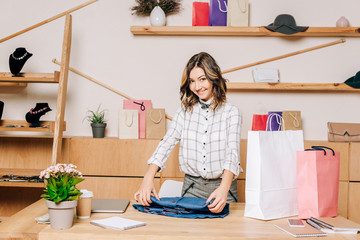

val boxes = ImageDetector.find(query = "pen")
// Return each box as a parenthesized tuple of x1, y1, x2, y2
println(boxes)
(310, 217, 334, 229)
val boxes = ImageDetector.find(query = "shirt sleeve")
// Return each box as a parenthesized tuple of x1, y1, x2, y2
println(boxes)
(147, 107, 184, 172)
(222, 106, 243, 178)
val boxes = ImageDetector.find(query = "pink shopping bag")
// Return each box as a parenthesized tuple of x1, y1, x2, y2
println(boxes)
(123, 100, 152, 139)
(296, 146, 340, 219)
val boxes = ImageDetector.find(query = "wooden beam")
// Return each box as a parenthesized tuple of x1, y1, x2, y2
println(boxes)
(52, 14, 72, 166)
(0, 0, 98, 43)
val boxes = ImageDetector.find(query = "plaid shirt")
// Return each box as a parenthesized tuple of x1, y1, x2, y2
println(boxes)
(148, 101, 242, 179)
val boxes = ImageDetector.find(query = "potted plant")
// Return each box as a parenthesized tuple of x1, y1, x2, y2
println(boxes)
(40, 163, 84, 229)
(85, 105, 107, 138)
(131, 0, 182, 26)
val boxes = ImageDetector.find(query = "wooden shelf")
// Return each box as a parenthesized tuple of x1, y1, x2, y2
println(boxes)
(0, 71, 60, 83)
(0, 82, 27, 87)
(130, 26, 360, 37)
(0, 182, 44, 188)
(0, 120, 66, 133)
(226, 82, 359, 92)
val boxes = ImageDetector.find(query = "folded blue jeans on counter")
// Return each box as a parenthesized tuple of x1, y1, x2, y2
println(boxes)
(133, 196, 229, 219)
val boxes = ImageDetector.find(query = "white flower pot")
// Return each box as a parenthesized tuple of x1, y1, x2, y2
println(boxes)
(46, 200, 77, 230)
(150, 6, 166, 26)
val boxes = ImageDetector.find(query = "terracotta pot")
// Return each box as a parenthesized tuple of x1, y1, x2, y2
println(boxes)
(46, 200, 77, 229)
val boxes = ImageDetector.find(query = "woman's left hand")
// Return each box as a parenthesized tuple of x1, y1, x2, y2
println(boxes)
(206, 186, 228, 213)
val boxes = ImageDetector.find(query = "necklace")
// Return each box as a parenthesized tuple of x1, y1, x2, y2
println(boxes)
(29, 107, 49, 115)
(11, 52, 28, 61)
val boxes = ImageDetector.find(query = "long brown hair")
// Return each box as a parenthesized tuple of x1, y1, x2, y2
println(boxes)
(180, 52, 227, 112)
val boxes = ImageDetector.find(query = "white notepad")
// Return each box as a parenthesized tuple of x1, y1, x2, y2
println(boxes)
(90, 216, 146, 230)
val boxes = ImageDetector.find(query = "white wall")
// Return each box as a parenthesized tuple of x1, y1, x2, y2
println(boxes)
(0, 0, 359, 140)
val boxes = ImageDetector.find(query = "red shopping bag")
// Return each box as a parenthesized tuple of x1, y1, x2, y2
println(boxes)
(192, 2, 209, 26)
(296, 146, 340, 219)
(251, 114, 268, 131)
(123, 100, 152, 139)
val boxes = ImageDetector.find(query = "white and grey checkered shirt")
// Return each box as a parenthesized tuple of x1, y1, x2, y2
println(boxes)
(148, 101, 243, 179)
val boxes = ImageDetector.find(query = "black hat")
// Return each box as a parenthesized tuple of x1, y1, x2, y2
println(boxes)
(264, 14, 309, 35)
(345, 71, 360, 88)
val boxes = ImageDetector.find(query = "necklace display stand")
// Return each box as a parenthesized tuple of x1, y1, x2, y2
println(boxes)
(25, 103, 52, 127)
(0, 101, 3, 121)
(9, 48, 33, 77)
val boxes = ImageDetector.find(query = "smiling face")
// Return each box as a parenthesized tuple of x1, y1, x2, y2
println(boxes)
(188, 67, 213, 101)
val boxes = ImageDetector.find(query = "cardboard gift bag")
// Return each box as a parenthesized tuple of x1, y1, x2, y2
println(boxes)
(327, 122, 360, 142)
(227, 0, 249, 26)
(251, 114, 268, 131)
(282, 111, 302, 131)
(244, 130, 304, 220)
(118, 109, 139, 139)
(209, 0, 228, 26)
(192, 2, 209, 26)
(146, 108, 166, 139)
(123, 100, 152, 139)
(296, 146, 340, 219)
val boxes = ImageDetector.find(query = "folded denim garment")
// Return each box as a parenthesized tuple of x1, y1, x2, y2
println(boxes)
(133, 196, 229, 219)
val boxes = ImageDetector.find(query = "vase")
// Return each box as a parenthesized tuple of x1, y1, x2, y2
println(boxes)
(91, 123, 107, 138)
(150, 6, 166, 26)
(46, 200, 78, 230)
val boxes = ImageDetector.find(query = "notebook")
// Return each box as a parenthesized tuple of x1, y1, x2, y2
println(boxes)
(275, 222, 327, 238)
(91, 216, 146, 230)
(91, 198, 130, 213)
(310, 217, 360, 233)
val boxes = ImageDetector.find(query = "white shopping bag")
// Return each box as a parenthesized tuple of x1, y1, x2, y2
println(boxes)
(244, 130, 304, 220)
(118, 109, 139, 139)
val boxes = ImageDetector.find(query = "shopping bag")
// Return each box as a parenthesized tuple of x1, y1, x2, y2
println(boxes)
(296, 146, 340, 219)
(192, 2, 209, 26)
(227, 0, 249, 26)
(123, 100, 152, 139)
(327, 122, 360, 142)
(244, 130, 304, 220)
(266, 111, 283, 131)
(209, 0, 227, 26)
(118, 109, 139, 139)
(146, 108, 166, 139)
(282, 111, 302, 130)
(251, 114, 268, 131)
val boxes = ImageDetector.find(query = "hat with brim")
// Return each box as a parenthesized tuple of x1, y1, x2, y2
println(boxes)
(345, 71, 360, 88)
(264, 14, 309, 35)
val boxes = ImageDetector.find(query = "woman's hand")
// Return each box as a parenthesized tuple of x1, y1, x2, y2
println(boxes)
(206, 186, 228, 213)
(134, 164, 160, 206)
(206, 169, 235, 213)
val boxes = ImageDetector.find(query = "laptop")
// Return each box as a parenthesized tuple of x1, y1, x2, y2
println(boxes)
(91, 198, 130, 213)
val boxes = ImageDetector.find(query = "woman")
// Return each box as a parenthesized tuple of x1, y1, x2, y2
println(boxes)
(134, 52, 242, 213)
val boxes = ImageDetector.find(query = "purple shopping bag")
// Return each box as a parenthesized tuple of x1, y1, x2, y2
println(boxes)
(209, 0, 227, 26)
(266, 111, 283, 131)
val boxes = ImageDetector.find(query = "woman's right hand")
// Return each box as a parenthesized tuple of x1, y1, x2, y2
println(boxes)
(134, 164, 160, 206)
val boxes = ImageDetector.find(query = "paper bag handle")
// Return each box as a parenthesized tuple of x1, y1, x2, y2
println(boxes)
(312, 145, 335, 156)
(149, 109, 163, 124)
(266, 113, 285, 131)
(125, 111, 134, 127)
(217, 0, 228, 13)
(305, 146, 335, 156)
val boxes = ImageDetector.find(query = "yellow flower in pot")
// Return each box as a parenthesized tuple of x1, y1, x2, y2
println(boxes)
(40, 163, 84, 229)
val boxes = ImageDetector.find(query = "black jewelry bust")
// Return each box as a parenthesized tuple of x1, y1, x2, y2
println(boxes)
(9, 47, 33, 77)
(0, 101, 4, 121)
(25, 103, 52, 127)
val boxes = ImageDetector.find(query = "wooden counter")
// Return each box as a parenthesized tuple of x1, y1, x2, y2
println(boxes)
(0, 199, 359, 240)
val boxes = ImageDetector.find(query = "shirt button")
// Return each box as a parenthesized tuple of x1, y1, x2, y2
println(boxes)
(203, 155, 206, 158)
(205, 130, 207, 133)
(203, 168, 206, 171)
(205, 118, 208, 121)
